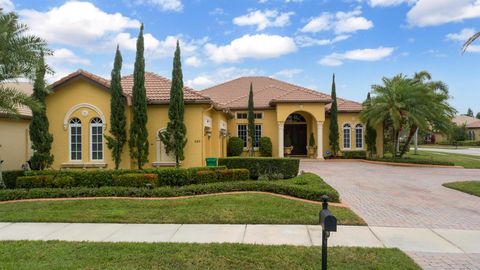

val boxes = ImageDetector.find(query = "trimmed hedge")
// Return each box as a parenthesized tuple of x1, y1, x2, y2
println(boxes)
(196, 169, 250, 184)
(367, 157, 454, 166)
(218, 157, 299, 180)
(227, 137, 244, 156)
(0, 173, 340, 202)
(2, 170, 25, 189)
(113, 174, 157, 188)
(16, 175, 75, 189)
(341, 151, 367, 159)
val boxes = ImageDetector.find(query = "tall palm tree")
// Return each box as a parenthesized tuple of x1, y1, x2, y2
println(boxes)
(462, 31, 480, 53)
(362, 71, 455, 158)
(0, 11, 51, 116)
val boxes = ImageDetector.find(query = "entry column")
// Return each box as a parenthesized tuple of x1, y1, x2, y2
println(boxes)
(278, 122, 284, 157)
(317, 121, 324, 160)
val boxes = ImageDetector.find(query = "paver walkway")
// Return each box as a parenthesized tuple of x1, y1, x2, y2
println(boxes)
(0, 222, 478, 254)
(300, 160, 480, 270)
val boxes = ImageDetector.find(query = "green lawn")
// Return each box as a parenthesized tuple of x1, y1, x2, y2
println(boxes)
(0, 194, 364, 225)
(418, 144, 479, 149)
(403, 150, 480, 169)
(0, 241, 420, 270)
(443, 181, 480, 197)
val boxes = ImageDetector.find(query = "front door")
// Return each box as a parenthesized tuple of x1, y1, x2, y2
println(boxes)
(285, 124, 307, 156)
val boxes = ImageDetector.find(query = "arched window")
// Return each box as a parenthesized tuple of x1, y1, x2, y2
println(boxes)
(343, 123, 351, 149)
(69, 118, 82, 161)
(90, 117, 103, 161)
(355, 124, 363, 148)
(286, 113, 306, 123)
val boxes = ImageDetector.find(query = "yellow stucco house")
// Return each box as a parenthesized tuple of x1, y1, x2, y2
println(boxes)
(41, 69, 382, 169)
(0, 83, 33, 170)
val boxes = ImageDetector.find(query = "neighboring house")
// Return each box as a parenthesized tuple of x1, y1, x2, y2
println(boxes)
(433, 115, 480, 143)
(0, 82, 33, 170)
(44, 70, 383, 170)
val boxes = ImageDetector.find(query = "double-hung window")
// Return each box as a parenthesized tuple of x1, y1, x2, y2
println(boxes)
(90, 117, 104, 161)
(237, 124, 262, 148)
(343, 124, 351, 149)
(69, 118, 82, 161)
(355, 124, 363, 148)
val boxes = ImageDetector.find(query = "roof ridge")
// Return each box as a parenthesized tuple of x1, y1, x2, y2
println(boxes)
(223, 84, 290, 106)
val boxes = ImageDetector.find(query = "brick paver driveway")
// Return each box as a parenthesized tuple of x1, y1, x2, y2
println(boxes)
(301, 160, 480, 270)
(301, 160, 480, 229)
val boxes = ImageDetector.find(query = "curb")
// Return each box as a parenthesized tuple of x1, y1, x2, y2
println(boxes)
(360, 159, 464, 169)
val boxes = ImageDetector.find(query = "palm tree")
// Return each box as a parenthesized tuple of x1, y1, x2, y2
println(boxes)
(463, 32, 480, 53)
(0, 11, 51, 116)
(362, 71, 455, 158)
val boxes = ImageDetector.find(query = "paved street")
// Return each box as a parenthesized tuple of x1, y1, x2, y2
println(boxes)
(416, 147, 480, 157)
(301, 160, 480, 270)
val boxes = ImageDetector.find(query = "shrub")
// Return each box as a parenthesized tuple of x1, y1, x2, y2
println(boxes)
(16, 175, 53, 189)
(217, 169, 250, 182)
(259, 137, 272, 157)
(457, 140, 480, 147)
(113, 173, 157, 188)
(0, 173, 339, 202)
(218, 157, 299, 180)
(51, 176, 75, 188)
(341, 151, 367, 159)
(227, 137, 244, 156)
(196, 170, 218, 184)
(2, 170, 25, 189)
(309, 133, 315, 147)
(368, 157, 454, 166)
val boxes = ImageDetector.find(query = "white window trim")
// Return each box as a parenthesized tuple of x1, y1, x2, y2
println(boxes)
(235, 111, 263, 120)
(343, 123, 352, 150)
(237, 124, 262, 151)
(355, 124, 364, 149)
(89, 118, 104, 162)
(237, 124, 248, 149)
(69, 118, 82, 162)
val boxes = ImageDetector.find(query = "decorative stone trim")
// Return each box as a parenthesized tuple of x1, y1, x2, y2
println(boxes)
(63, 103, 106, 131)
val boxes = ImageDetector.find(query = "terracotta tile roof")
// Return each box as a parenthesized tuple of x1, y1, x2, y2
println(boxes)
(200, 76, 331, 109)
(325, 98, 363, 112)
(1, 82, 34, 118)
(270, 88, 332, 105)
(121, 72, 211, 104)
(50, 70, 212, 105)
(468, 120, 480, 128)
(453, 115, 479, 126)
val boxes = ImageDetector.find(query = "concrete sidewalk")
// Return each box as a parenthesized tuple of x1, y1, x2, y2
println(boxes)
(0, 222, 478, 254)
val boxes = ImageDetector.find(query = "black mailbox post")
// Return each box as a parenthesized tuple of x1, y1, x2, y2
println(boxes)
(319, 195, 337, 270)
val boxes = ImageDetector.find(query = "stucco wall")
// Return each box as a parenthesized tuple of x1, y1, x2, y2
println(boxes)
(0, 118, 32, 170)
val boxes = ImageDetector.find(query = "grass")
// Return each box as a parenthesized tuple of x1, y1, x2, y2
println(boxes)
(443, 181, 480, 197)
(0, 241, 420, 270)
(0, 172, 341, 203)
(0, 193, 364, 225)
(418, 144, 475, 149)
(403, 150, 480, 169)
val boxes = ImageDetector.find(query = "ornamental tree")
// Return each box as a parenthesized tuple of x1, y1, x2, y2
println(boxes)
(128, 24, 149, 169)
(105, 45, 127, 169)
(29, 52, 54, 170)
(247, 83, 255, 156)
(160, 41, 187, 168)
(329, 74, 340, 157)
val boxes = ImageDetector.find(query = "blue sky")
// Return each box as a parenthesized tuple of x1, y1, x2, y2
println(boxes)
(3, 0, 480, 114)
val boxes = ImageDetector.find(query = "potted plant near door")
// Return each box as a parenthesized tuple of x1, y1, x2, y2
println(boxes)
(284, 135, 293, 156)
(307, 132, 316, 158)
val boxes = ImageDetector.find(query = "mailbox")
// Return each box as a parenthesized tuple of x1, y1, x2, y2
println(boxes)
(319, 195, 337, 270)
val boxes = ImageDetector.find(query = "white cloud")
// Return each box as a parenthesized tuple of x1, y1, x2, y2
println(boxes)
(112, 33, 208, 59)
(446, 28, 480, 52)
(185, 56, 202, 67)
(137, 0, 183, 11)
(205, 34, 297, 63)
(301, 9, 373, 34)
(185, 76, 214, 88)
(366, 0, 415, 7)
(407, 0, 480, 27)
(319, 47, 395, 66)
(0, 0, 14, 12)
(273, 68, 303, 78)
(233, 9, 294, 31)
(49, 48, 91, 65)
(186, 67, 262, 89)
(295, 35, 350, 47)
(19, 1, 140, 47)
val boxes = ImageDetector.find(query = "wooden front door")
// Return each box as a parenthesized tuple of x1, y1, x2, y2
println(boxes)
(285, 124, 307, 156)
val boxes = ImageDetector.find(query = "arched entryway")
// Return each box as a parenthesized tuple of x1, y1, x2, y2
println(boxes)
(284, 113, 308, 156)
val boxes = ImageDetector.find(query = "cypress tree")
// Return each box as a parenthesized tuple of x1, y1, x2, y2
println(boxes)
(247, 83, 255, 157)
(105, 45, 127, 169)
(160, 41, 187, 168)
(364, 92, 377, 158)
(128, 24, 149, 169)
(467, 108, 474, 117)
(29, 52, 54, 170)
(329, 74, 340, 157)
